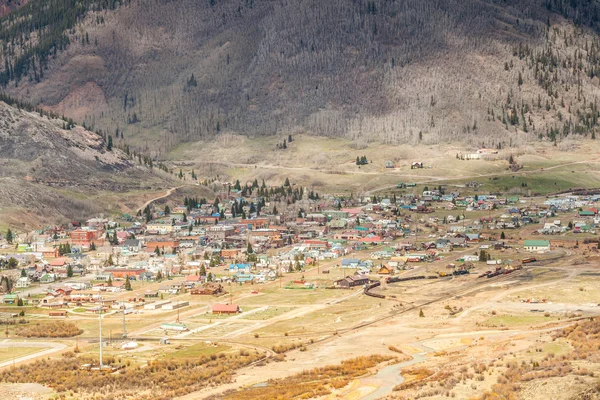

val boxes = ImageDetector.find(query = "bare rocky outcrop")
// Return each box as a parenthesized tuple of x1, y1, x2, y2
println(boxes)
(0, 101, 163, 226)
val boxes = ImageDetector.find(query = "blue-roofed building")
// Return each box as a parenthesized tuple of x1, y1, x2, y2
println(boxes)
(229, 263, 252, 273)
(341, 259, 361, 268)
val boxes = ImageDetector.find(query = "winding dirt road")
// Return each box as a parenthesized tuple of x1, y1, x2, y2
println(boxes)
(137, 185, 186, 212)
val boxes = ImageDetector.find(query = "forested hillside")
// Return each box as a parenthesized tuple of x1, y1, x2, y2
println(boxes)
(0, 0, 28, 17)
(2, 0, 600, 154)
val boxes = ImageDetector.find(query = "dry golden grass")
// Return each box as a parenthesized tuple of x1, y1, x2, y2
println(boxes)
(222, 355, 394, 400)
(0, 349, 264, 399)
(478, 317, 600, 400)
(16, 321, 82, 338)
(393, 367, 435, 391)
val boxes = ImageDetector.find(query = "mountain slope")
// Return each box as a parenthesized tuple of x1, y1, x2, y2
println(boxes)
(3, 0, 600, 152)
(0, 100, 165, 228)
(0, 0, 28, 17)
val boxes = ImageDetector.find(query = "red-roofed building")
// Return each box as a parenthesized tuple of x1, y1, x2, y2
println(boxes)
(104, 268, 146, 279)
(70, 229, 103, 246)
(342, 207, 363, 216)
(241, 219, 269, 229)
(40, 247, 60, 258)
(49, 258, 68, 267)
(360, 236, 382, 244)
(211, 304, 240, 314)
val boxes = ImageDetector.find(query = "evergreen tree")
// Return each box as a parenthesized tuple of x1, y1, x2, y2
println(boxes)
(20, 269, 26, 277)
(107, 276, 113, 286)
(164, 205, 171, 215)
(107, 135, 113, 151)
(200, 265, 206, 276)
(419, 309, 424, 317)
(479, 250, 487, 262)
(66, 265, 73, 278)
(124, 275, 132, 291)
(500, 231, 506, 240)
(90, 242, 96, 251)
(5, 228, 12, 244)
(156, 271, 163, 281)
(155, 246, 161, 256)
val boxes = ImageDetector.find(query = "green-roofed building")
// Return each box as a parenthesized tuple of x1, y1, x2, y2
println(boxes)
(2, 294, 18, 304)
(523, 240, 550, 252)
(579, 210, 595, 217)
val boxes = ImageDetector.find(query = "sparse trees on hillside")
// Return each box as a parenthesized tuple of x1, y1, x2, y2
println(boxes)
(4, 0, 600, 149)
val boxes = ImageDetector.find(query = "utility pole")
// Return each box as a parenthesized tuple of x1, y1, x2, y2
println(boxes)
(99, 301, 103, 369)
(122, 304, 127, 338)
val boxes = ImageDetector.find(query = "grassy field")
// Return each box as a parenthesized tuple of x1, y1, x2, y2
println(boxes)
(166, 135, 600, 195)
(506, 276, 600, 304)
(164, 342, 231, 360)
(0, 346, 49, 363)
(241, 306, 296, 320)
(481, 314, 558, 328)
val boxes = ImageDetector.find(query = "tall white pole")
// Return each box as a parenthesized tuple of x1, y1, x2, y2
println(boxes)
(99, 297, 103, 368)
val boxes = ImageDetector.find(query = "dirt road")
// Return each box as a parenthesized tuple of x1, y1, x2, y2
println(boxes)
(137, 185, 186, 212)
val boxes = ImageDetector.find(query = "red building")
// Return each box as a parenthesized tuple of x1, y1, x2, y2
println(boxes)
(211, 304, 240, 314)
(70, 229, 103, 246)
(104, 268, 146, 279)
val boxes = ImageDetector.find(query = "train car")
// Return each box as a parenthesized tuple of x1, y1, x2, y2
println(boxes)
(452, 269, 469, 276)
(521, 257, 537, 264)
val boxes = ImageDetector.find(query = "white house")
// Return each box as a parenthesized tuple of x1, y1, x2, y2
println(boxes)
(16, 277, 30, 288)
